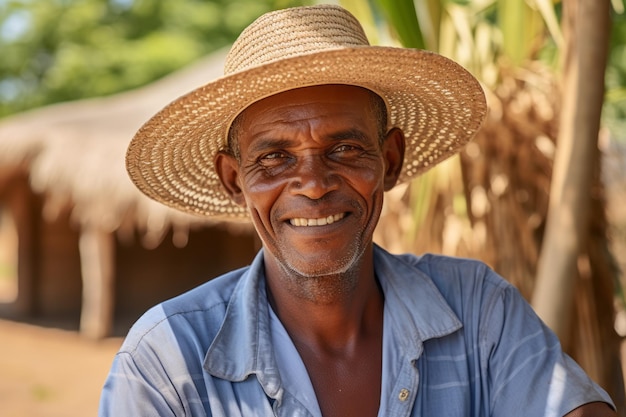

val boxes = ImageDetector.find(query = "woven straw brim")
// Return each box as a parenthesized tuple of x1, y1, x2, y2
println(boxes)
(126, 46, 487, 220)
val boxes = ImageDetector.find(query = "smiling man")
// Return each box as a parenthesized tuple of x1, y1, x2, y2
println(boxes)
(100, 5, 616, 417)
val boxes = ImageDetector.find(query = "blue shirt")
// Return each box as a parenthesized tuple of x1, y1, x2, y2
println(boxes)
(99, 245, 613, 416)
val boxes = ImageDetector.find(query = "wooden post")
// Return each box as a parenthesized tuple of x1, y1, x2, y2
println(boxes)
(79, 226, 115, 339)
(8, 175, 40, 316)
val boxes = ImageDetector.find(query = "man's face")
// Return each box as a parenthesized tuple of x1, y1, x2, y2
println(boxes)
(216, 85, 404, 278)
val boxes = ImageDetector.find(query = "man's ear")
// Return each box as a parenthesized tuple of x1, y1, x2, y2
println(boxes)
(382, 127, 405, 191)
(214, 151, 246, 207)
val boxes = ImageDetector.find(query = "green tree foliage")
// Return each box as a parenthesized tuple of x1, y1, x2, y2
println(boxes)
(605, 6, 626, 141)
(0, 0, 308, 117)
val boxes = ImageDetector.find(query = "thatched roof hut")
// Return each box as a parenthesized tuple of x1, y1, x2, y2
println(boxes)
(0, 48, 256, 338)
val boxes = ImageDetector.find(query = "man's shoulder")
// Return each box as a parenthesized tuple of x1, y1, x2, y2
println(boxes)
(161, 264, 251, 315)
(118, 265, 251, 354)
(379, 248, 512, 301)
(392, 251, 487, 269)
(386, 250, 503, 283)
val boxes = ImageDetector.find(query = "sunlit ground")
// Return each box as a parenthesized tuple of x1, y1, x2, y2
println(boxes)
(0, 319, 121, 417)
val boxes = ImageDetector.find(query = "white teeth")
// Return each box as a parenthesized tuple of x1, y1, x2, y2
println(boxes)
(290, 213, 345, 227)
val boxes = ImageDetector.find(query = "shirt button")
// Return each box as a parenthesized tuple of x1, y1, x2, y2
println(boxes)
(398, 388, 410, 401)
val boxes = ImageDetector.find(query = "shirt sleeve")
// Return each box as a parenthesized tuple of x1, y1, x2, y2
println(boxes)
(481, 278, 615, 416)
(99, 351, 180, 417)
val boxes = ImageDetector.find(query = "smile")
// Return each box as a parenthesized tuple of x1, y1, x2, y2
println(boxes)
(289, 213, 345, 227)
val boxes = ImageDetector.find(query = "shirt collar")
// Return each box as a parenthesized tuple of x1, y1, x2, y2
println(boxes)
(373, 245, 462, 357)
(203, 245, 462, 387)
(203, 250, 282, 397)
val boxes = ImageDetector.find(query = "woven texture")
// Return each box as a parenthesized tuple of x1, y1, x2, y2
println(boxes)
(126, 4, 488, 220)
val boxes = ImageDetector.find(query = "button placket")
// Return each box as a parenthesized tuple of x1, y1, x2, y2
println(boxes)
(383, 358, 420, 417)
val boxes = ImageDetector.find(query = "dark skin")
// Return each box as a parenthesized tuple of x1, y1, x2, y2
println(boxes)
(215, 85, 616, 417)
(217, 85, 400, 417)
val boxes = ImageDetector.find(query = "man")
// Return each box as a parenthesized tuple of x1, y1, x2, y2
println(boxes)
(100, 4, 616, 416)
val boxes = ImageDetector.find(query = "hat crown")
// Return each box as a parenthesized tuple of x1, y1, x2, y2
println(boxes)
(224, 5, 370, 75)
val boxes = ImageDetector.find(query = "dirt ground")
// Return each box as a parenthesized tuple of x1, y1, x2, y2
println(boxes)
(0, 319, 122, 417)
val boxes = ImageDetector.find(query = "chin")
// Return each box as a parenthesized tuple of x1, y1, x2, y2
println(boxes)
(284, 246, 364, 279)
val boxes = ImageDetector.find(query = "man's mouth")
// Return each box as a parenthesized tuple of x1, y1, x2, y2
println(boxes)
(289, 213, 345, 227)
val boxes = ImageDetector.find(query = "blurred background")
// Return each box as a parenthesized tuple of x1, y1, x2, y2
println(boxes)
(0, 0, 624, 415)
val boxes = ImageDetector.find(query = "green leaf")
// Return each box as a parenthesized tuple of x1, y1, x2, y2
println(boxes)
(374, 0, 426, 49)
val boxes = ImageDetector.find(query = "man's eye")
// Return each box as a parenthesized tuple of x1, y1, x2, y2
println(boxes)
(258, 152, 288, 167)
(261, 152, 284, 160)
(332, 144, 359, 153)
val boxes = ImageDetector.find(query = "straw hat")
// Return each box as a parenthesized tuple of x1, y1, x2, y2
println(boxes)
(126, 4, 487, 220)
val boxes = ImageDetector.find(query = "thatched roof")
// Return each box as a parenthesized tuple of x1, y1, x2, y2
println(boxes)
(0, 48, 252, 248)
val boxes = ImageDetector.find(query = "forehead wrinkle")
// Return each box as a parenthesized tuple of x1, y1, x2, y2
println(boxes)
(232, 85, 383, 157)
(247, 125, 371, 155)
(244, 113, 338, 147)
(328, 128, 370, 144)
(244, 117, 315, 149)
(251, 95, 371, 127)
(247, 137, 294, 155)
(248, 101, 321, 128)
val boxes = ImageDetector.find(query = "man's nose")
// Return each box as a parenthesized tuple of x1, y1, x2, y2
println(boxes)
(288, 155, 340, 199)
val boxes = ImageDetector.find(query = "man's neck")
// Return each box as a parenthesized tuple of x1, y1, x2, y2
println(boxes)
(264, 249, 384, 417)
(264, 248, 383, 352)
